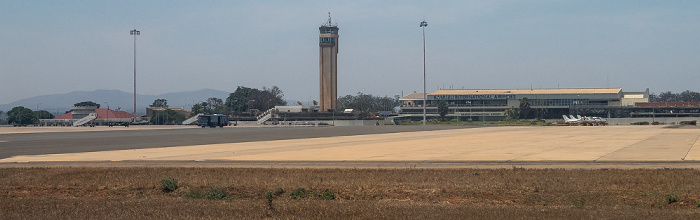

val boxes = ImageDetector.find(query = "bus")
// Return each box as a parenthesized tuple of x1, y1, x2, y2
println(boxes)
(197, 114, 229, 128)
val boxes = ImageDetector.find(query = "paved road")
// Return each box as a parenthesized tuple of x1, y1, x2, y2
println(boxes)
(4, 125, 700, 169)
(0, 126, 460, 159)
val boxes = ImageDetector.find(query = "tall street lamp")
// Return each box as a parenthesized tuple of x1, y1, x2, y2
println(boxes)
(130, 29, 140, 123)
(420, 20, 428, 126)
(104, 102, 109, 126)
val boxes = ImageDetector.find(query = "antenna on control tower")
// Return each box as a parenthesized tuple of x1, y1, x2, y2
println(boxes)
(327, 12, 332, 26)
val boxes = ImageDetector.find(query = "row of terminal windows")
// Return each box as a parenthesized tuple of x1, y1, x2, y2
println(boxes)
(443, 100, 507, 107)
(319, 37, 336, 44)
(530, 99, 608, 106)
(320, 29, 338, 34)
(424, 99, 609, 107)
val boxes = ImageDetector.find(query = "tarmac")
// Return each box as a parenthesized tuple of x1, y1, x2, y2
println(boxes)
(2, 125, 700, 169)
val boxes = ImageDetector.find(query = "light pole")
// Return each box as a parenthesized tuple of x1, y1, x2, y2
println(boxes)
(420, 20, 428, 125)
(130, 29, 140, 123)
(36, 103, 41, 126)
(104, 102, 109, 126)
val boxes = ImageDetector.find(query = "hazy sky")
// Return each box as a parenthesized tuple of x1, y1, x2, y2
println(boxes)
(1, 1, 699, 105)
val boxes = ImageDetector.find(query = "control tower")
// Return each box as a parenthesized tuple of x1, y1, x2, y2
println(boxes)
(319, 13, 339, 112)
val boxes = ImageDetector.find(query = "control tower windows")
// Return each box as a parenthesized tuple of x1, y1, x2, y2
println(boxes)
(319, 37, 335, 44)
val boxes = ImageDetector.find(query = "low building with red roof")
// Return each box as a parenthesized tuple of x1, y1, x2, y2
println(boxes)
(40, 107, 134, 126)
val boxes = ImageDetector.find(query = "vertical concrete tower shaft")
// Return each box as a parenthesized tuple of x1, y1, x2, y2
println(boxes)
(319, 14, 338, 112)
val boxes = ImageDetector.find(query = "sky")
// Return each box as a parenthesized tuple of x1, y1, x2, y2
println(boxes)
(1, 0, 699, 105)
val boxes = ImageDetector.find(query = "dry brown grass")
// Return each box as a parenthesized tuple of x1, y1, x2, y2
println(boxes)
(2, 167, 700, 219)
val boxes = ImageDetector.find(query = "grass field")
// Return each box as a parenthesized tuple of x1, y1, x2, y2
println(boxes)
(2, 167, 700, 219)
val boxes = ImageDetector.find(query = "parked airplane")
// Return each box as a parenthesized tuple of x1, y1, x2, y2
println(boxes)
(562, 115, 607, 125)
(583, 116, 607, 124)
(562, 115, 581, 123)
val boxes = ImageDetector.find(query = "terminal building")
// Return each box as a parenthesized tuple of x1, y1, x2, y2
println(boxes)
(399, 88, 651, 121)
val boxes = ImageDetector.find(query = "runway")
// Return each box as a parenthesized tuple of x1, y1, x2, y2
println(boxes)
(0, 125, 458, 159)
(2, 125, 700, 168)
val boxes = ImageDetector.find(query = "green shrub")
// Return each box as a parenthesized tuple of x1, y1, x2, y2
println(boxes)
(288, 188, 335, 200)
(572, 197, 586, 208)
(317, 189, 336, 200)
(289, 188, 312, 199)
(266, 188, 285, 211)
(696, 200, 700, 207)
(184, 190, 204, 199)
(632, 121, 650, 125)
(665, 194, 678, 204)
(205, 187, 229, 200)
(160, 177, 178, 193)
(267, 188, 285, 197)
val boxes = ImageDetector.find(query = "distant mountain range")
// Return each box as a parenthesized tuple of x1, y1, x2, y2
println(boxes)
(0, 89, 232, 116)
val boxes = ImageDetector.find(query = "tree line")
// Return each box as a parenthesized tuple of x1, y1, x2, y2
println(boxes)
(4, 106, 55, 125)
(650, 90, 700, 102)
(146, 86, 286, 124)
(336, 93, 400, 112)
(186, 86, 287, 115)
(1, 86, 404, 125)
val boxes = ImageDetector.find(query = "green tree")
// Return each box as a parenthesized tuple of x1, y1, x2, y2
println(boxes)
(34, 110, 55, 119)
(150, 109, 186, 125)
(74, 101, 100, 108)
(679, 90, 700, 102)
(191, 103, 205, 115)
(504, 107, 520, 120)
(200, 102, 210, 114)
(225, 86, 287, 113)
(7, 106, 37, 125)
(650, 90, 700, 102)
(264, 86, 287, 106)
(337, 93, 401, 112)
(226, 86, 256, 113)
(207, 97, 224, 114)
(534, 107, 548, 119)
(150, 99, 168, 108)
(437, 101, 449, 121)
(519, 98, 532, 119)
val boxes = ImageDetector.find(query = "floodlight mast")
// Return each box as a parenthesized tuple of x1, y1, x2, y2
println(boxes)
(130, 29, 140, 122)
(420, 21, 427, 126)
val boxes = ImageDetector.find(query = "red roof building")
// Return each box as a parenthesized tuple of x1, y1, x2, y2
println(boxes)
(54, 108, 134, 120)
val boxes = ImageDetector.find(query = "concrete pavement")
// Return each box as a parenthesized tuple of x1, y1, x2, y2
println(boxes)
(2, 125, 700, 163)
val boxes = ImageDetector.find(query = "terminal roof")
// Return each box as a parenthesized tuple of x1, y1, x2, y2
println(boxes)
(430, 88, 622, 95)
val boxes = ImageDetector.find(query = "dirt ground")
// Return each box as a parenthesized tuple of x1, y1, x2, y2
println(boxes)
(2, 167, 700, 219)
(4, 125, 700, 218)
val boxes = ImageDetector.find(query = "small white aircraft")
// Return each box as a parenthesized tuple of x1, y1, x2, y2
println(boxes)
(563, 115, 607, 125)
(562, 115, 581, 123)
(583, 116, 607, 124)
